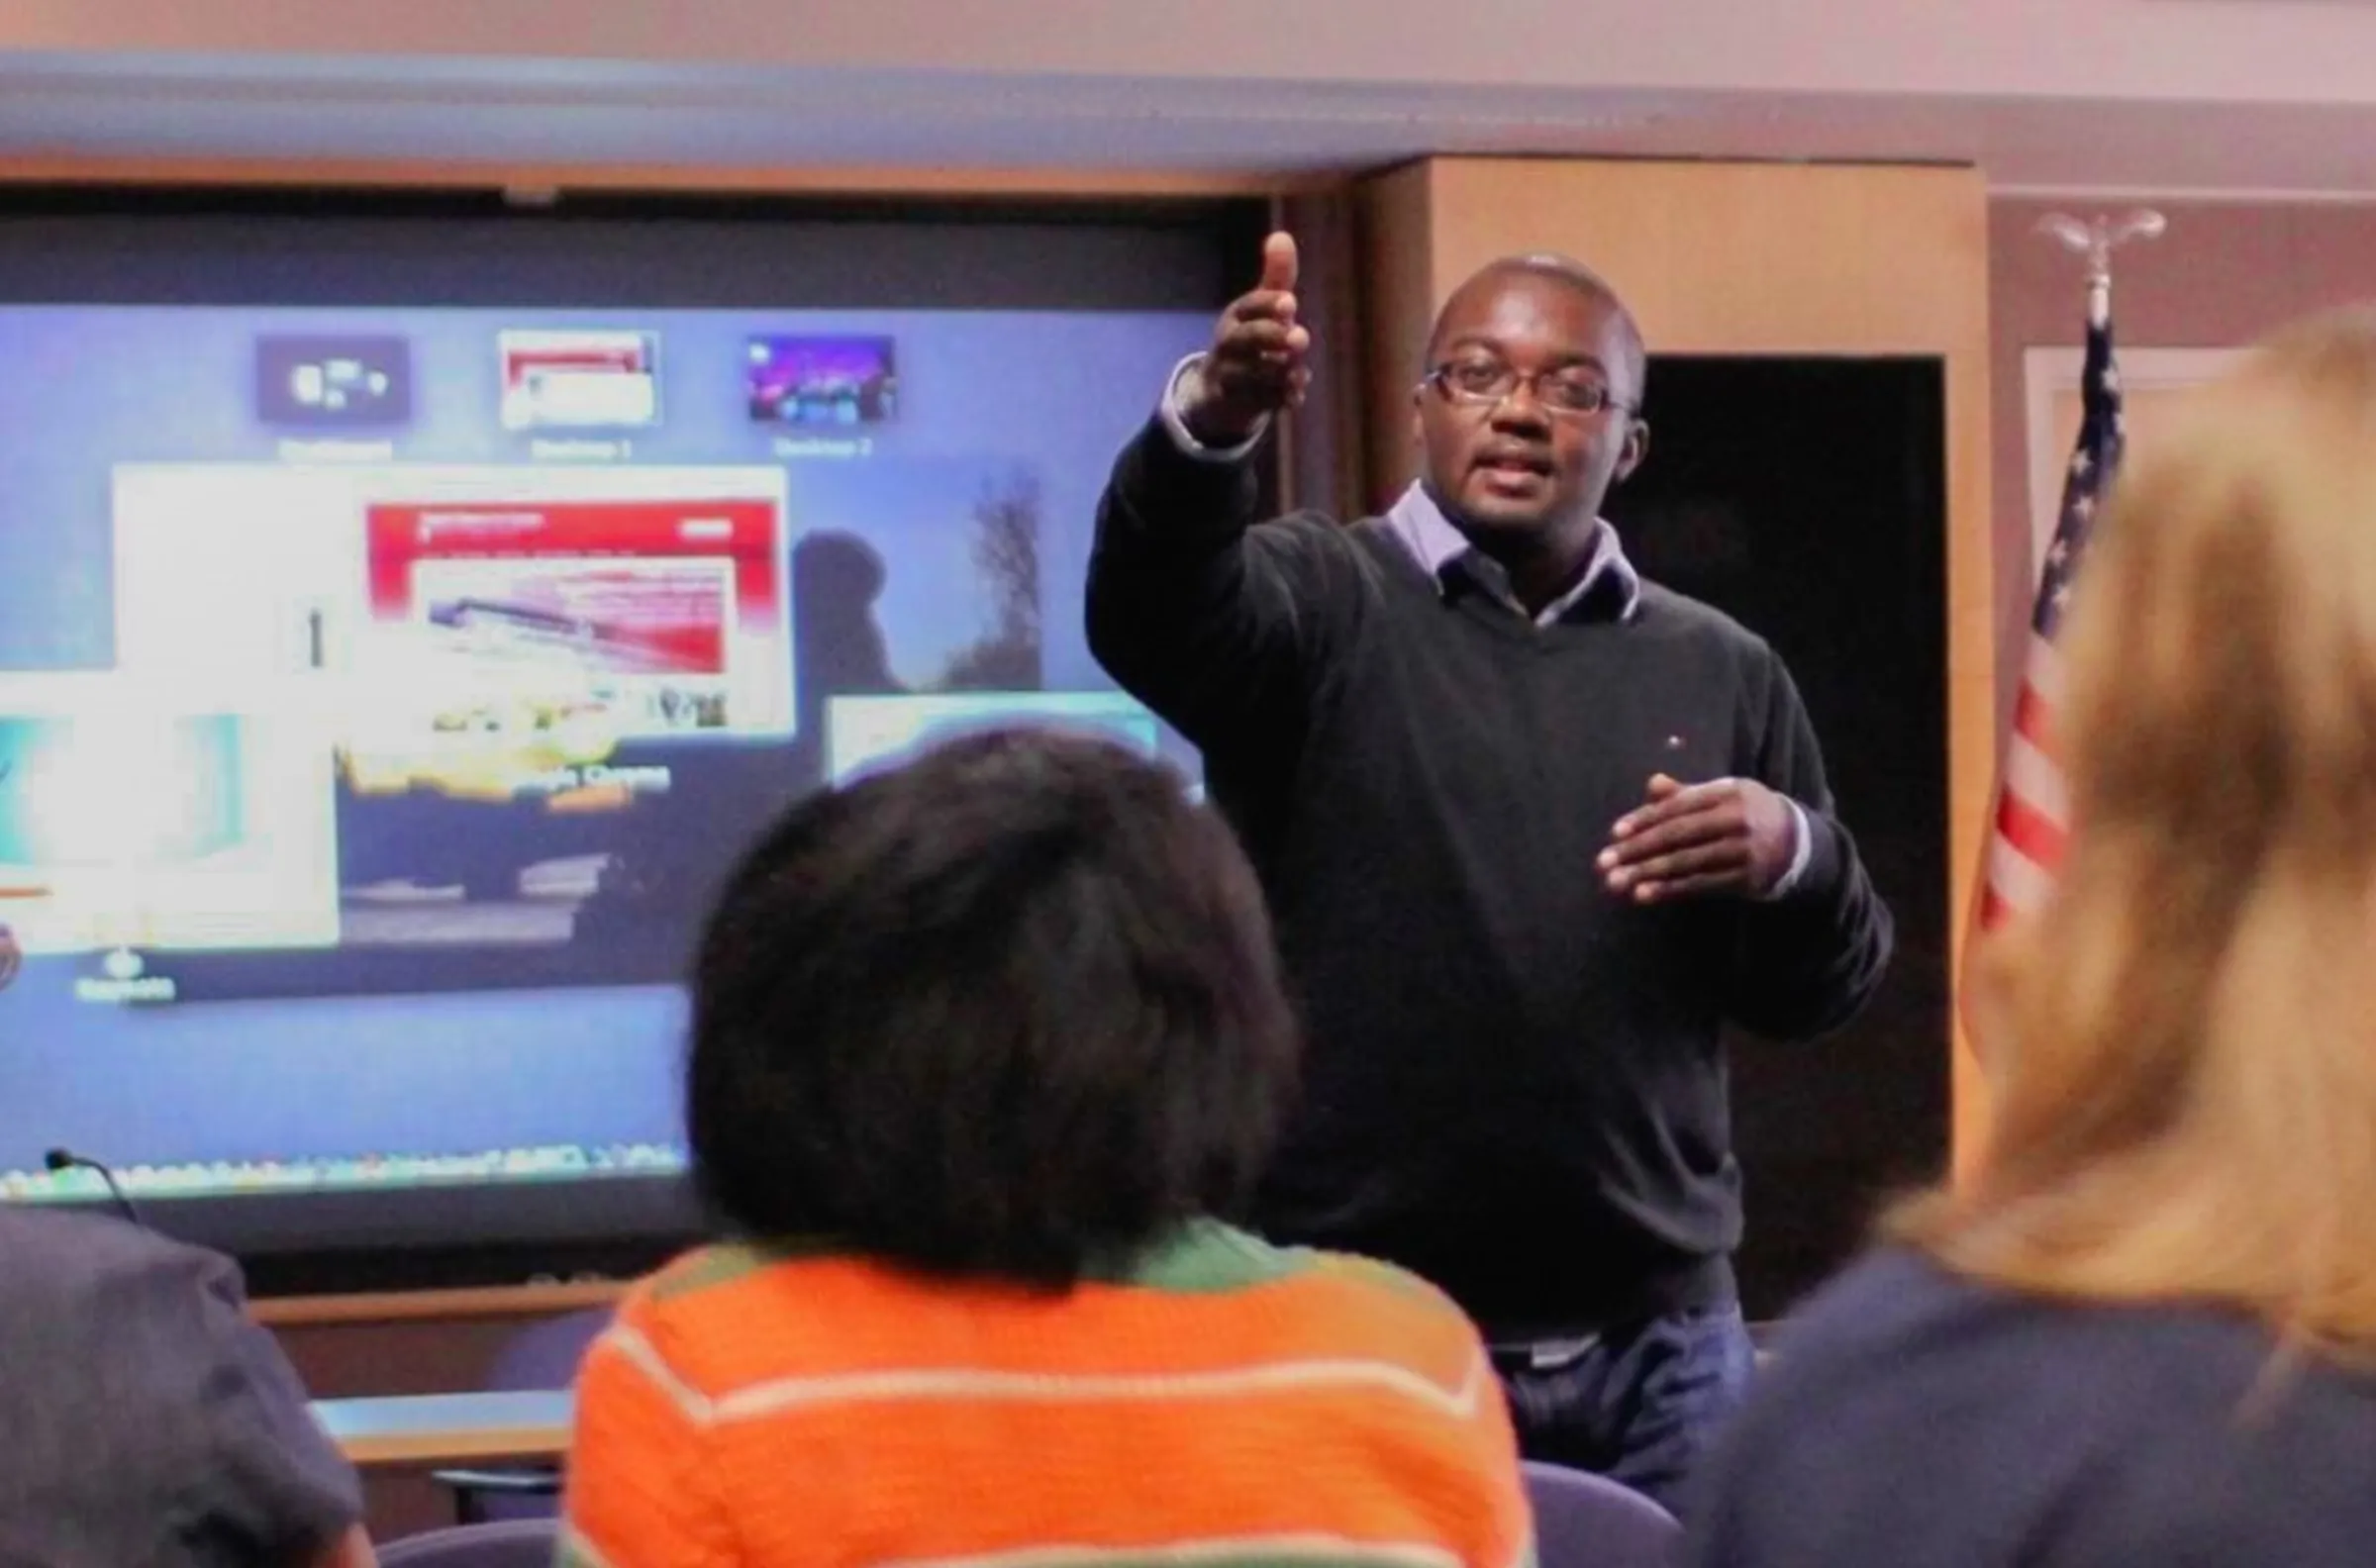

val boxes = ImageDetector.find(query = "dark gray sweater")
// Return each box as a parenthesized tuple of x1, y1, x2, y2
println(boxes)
(0, 1208, 360, 1566)
(1688, 1248, 2376, 1567)
(1086, 420, 1891, 1335)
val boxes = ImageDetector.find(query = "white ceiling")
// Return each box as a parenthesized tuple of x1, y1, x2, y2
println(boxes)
(6, 2, 2376, 197)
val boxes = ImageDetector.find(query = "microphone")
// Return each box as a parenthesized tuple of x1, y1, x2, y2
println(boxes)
(44, 1147, 145, 1227)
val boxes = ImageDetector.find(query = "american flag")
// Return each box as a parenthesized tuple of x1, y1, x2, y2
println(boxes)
(1978, 291, 2122, 931)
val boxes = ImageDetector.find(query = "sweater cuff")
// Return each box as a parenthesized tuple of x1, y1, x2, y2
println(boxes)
(1771, 806, 1846, 906)
(1158, 352, 1269, 462)
(1117, 407, 1263, 542)
(1754, 800, 1817, 902)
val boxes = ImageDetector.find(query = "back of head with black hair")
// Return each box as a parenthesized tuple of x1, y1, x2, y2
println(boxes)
(685, 730, 1299, 1287)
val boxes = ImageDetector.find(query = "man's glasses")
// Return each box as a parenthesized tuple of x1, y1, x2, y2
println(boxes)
(1424, 357, 1637, 419)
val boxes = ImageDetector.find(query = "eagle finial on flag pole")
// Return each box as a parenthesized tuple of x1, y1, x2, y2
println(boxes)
(2036, 209, 2165, 325)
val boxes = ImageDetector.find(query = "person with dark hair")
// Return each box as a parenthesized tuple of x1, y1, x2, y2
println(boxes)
(1085, 233, 1893, 1511)
(556, 730, 1531, 1568)
(0, 1207, 374, 1568)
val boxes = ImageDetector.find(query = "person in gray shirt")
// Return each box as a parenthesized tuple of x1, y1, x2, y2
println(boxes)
(0, 1206, 373, 1568)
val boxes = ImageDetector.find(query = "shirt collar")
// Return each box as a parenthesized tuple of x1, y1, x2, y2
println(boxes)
(1382, 481, 1641, 626)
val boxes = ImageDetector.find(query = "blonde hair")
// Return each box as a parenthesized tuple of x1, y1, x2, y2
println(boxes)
(1896, 307, 2376, 1357)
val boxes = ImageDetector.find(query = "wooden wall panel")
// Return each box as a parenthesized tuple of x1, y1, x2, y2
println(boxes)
(1357, 157, 1996, 1171)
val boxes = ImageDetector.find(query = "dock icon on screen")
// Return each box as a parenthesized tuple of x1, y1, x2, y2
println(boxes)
(254, 335, 414, 430)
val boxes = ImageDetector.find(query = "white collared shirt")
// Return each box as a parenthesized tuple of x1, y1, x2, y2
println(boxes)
(1379, 478, 1640, 628)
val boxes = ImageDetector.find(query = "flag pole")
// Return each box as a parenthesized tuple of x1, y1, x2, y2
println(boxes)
(1970, 207, 2164, 939)
(1952, 209, 2167, 1180)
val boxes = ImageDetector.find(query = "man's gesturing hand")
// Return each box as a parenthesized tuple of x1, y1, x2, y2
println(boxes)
(1599, 773, 1799, 904)
(1179, 232, 1311, 447)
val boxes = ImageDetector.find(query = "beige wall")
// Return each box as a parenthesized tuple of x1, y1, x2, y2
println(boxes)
(16, 0, 2376, 105)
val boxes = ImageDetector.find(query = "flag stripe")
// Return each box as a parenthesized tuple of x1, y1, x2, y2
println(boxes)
(1988, 835, 2059, 918)
(1994, 785, 2067, 871)
(2024, 636, 2066, 706)
(2002, 729, 2070, 829)
(2011, 679, 2057, 754)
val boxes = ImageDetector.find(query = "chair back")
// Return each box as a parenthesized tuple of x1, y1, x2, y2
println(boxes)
(433, 1307, 612, 1523)
(1523, 1461, 1683, 1568)
(378, 1518, 559, 1568)
(486, 1306, 612, 1390)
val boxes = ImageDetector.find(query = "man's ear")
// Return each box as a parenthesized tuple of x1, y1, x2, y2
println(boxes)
(1615, 418, 1651, 485)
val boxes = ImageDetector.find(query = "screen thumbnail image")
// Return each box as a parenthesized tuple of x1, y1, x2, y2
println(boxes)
(499, 330, 662, 431)
(110, 464, 794, 745)
(360, 493, 786, 742)
(253, 334, 413, 430)
(104, 463, 796, 962)
(0, 698, 340, 954)
(747, 336, 897, 427)
(0, 714, 242, 866)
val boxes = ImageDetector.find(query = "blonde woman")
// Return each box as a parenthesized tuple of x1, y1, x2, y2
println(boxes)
(1685, 309, 2376, 1567)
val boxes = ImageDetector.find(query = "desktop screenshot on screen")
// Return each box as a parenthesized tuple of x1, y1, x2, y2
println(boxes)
(0, 290, 1213, 1218)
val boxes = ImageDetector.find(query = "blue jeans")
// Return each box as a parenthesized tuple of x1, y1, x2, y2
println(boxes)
(1494, 1302, 1757, 1518)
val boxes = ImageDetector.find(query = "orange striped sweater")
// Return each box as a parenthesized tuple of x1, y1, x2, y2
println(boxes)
(556, 1221, 1533, 1568)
